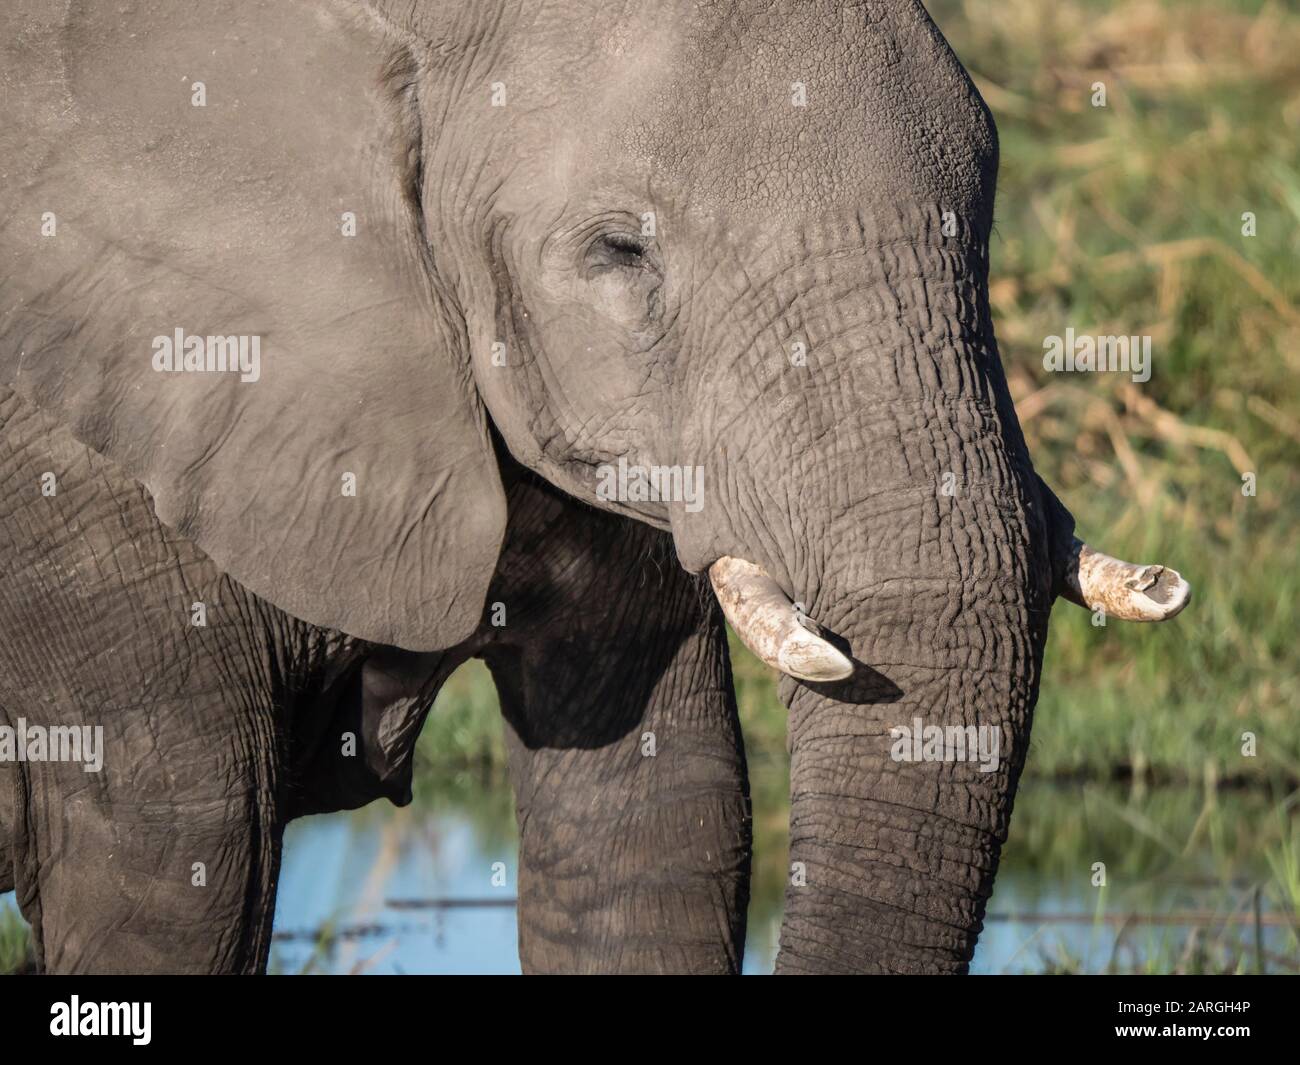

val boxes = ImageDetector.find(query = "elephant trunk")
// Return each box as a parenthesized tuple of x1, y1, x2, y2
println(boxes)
(672, 208, 1187, 971)
(775, 596, 1042, 971)
(771, 429, 1053, 972)
(778, 684, 1018, 972)
(709, 530, 1189, 972)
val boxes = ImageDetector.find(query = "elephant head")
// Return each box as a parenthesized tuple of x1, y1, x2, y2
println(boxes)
(0, 0, 1188, 973)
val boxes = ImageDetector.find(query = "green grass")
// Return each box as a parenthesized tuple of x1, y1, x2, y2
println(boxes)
(0, 902, 33, 975)
(981, 782, 1300, 973)
(934, 0, 1300, 779)
(415, 661, 512, 776)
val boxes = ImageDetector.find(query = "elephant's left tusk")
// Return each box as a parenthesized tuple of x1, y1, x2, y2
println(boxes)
(1061, 537, 1191, 621)
(708, 556, 854, 683)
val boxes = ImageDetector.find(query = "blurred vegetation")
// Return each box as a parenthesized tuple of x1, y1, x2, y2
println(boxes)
(0, 904, 33, 975)
(935, 0, 1300, 782)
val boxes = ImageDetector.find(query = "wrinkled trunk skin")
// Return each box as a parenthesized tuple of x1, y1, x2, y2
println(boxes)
(673, 208, 1064, 973)
(774, 491, 1048, 974)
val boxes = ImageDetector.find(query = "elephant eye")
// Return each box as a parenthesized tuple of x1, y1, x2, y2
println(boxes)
(586, 233, 653, 274)
(574, 227, 664, 328)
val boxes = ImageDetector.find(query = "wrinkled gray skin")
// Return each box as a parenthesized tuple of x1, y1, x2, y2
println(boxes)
(0, 0, 1080, 973)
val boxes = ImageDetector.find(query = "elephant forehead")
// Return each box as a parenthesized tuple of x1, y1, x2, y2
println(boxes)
(489, 0, 998, 228)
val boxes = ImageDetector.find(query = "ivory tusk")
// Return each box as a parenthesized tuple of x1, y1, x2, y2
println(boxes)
(1061, 537, 1191, 621)
(708, 556, 853, 682)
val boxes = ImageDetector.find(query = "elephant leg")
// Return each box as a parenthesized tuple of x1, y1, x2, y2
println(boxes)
(480, 476, 751, 974)
(10, 698, 284, 974)
(0, 563, 288, 974)
(0, 389, 293, 973)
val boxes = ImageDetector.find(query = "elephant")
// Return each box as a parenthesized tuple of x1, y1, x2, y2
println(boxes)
(0, 0, 1190, 974)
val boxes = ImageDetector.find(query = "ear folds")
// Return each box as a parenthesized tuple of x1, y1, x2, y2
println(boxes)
(0, 2, 504, 650)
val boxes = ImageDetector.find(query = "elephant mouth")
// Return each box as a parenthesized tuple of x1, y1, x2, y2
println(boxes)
(710, 538, 1190, 684)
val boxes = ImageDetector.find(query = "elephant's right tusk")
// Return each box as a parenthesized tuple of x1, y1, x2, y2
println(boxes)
(1061, 537, 1191, 621)
(708, 556, 853, 683)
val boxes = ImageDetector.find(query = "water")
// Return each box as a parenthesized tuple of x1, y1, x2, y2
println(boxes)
(4, 778, 1294, 974)
(266, 776, 1294, 974)
(270, 809, 521, 975)
(270, 802, 782, 975)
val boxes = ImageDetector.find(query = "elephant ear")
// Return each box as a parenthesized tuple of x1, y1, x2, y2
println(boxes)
(0, 1, 504, 650)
